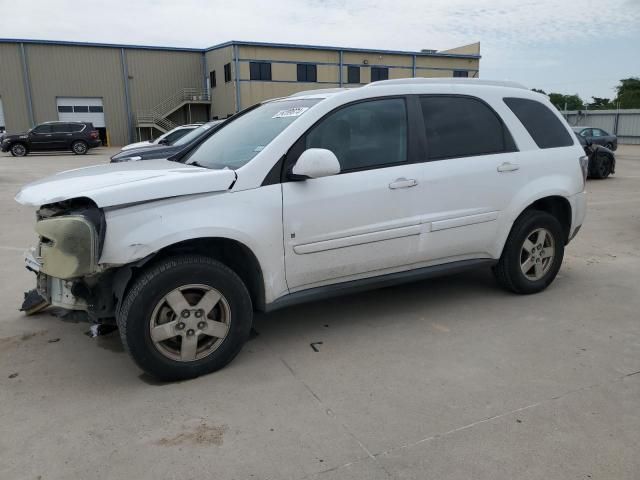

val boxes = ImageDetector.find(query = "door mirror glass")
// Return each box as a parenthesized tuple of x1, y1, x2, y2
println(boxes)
(291, 148, 341, 179)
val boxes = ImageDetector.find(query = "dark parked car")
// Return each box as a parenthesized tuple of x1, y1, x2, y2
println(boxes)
(110, 120, 224, 163)
(572, 126, 617, 151)
(1, 121, 101, 157)
(576, 132, 615, 179)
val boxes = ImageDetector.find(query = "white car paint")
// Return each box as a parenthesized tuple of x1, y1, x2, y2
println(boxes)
(120, 125, 199, 151)
(15, 79, 587, 309)
(15, 159, 236, 208)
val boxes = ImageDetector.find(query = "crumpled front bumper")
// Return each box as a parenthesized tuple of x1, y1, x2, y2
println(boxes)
(24, 247, 88, 311)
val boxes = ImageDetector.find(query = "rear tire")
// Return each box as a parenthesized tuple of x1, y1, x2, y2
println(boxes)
(493, 210, 565, 294)
(10, 143, 27, 157)
(117, 255, 253, 381)
(71, 140, 88, 155)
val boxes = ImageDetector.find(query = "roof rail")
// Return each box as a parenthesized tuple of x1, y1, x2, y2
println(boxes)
(289, 88, 348, 97)
(364, 78, 527, 89)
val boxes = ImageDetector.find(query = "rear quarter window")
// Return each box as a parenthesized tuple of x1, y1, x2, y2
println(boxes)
(504, 97, 573, 149)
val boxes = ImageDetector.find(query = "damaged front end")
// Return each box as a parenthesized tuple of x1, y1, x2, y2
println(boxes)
(24, 198, 116, 321)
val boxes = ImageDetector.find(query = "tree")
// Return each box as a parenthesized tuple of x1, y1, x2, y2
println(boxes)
(548, 93, 584, 111)
(614, 77, 640, 108)
(588, 97, 614, 110)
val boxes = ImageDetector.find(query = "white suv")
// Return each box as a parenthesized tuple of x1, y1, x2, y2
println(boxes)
(16, 79, 588, 380)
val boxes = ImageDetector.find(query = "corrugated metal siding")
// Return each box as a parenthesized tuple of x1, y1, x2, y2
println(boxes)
(125, 49, 203, 113)
(24, 44, 129, 145)
(563, 109, 640, 145)
(0, 43, 30, 131)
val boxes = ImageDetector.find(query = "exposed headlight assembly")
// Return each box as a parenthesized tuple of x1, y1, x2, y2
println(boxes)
(35, 216, 99, 279)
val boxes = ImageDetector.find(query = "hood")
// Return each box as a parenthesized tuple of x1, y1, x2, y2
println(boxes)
(110, 144, 179, 161)
(3, 131, 29, 140)
(15, 159, 237, 208)
(121, 140, 153, 151)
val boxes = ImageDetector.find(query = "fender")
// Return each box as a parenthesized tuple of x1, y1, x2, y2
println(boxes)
(99, 185, 288, 304)
(491, 175, 576, 258)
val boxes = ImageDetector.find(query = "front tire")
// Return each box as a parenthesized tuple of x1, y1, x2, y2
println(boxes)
(71, 140, 88, 155)
(493, 210, 565, 294)
(117, 255, 253, 381)
(10, 143, 27, 157)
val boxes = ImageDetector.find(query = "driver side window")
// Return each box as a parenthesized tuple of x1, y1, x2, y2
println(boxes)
(305, 98, 407, 172)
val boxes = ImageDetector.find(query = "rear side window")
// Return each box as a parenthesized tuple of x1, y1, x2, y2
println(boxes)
(504, 97, 573, 149)
(70, 124, 85, 132)
(420, 96, 516, 160)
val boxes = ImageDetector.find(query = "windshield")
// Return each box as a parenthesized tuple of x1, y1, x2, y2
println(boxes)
(174, 121, 221, 146)
(184, 98, 321, 169)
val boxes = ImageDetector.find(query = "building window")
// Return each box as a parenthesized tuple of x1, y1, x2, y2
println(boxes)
(210, 70, 217, 88)
(89, 106, 103, 113)
(57, 106, 73, 113)
(453, 70, 469, 78)
(224, 63, 232, 83)
(347, 66, 360, 84)
(297, 63, 317, 82)
(250, 62, 272, 81)
(73, 106, 89, 113)
(371, 67, 389, 82)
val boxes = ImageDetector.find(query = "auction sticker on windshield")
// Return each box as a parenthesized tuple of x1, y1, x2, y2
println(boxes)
(272, 107, 309, 118)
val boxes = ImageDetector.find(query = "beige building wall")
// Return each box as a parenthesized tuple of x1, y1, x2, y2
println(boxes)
(205, 46, 236, 118)
(0, 43, 30, 131)
(227, 44, 480, 109)
(24, 44, 130, 145)
(125, 49, 203, 114)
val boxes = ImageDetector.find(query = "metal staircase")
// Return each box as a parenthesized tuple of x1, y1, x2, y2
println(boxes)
(135, 88, 210, 134)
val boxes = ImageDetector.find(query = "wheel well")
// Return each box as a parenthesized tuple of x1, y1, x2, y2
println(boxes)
(524, 196, 572, 243)
(144, 237, 266, 311)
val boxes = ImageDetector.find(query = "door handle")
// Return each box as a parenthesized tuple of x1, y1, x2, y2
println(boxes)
(389, 178, 418, 189)
(497, 162, 520, 172)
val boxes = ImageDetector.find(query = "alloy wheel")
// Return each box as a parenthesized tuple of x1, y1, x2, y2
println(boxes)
(149, 284, 231, 362)
(520, 228, 555, 281)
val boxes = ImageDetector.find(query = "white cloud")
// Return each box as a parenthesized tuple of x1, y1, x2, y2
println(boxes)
(1, 0, 638, 50)
(0, 0, 638, 98)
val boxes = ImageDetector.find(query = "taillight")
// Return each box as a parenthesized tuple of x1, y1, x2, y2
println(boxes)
(579, 155, 589, 189)
(90, 131, 99, 139)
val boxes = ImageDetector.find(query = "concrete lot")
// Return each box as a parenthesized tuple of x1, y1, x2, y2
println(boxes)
(1, 146, 639, 480)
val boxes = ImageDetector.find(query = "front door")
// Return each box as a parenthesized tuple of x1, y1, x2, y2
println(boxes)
(282, 97, 424, 291)
(29, 124, 54, 150)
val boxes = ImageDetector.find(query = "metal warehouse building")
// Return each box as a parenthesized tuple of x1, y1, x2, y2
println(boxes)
(0, 39, 480, 145)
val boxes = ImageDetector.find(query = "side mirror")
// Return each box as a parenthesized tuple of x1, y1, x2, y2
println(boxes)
(290, 148, 341, 180)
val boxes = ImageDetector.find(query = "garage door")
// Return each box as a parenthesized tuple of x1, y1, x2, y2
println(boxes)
(56, 97, 105, 128)
(0, 97, 5, 130)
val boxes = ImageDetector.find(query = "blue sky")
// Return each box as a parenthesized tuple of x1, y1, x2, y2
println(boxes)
(1, 0, 638, 101)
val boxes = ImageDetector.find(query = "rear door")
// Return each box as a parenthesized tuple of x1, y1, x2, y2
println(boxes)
(590, 128, 605, 146)
(51, 123, 73, 149)
(415, 95, 523, 262)
(282, 97, 425, 291)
